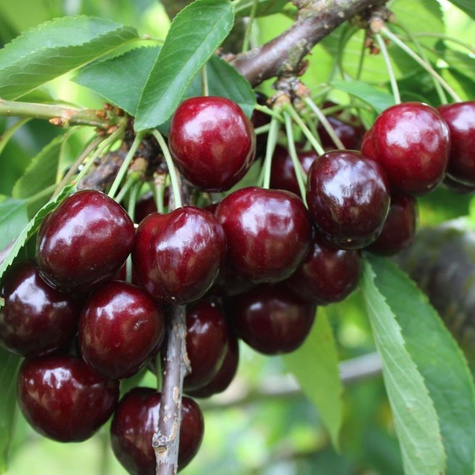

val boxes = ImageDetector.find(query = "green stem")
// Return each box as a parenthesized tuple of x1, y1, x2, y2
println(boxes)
(151, 130, 183, 209)
(114, 175, 137, 205)
(283, 111, 307, 204)
(411, 32, 474, 54)
(356, 32, 367, 80)
(381, 27, 462, 103)
(304, 98, 345, 150)
(125, 181, 141, 283)
(0, 118, 31, 156)
(259, 117, 280, 189)
(375, 33, 401, 105)
(254, 103, 282, 120)
(241, 0, 259, 53)
(285, 104, 324, 155)
(0, 98, 120, 129)
(108, 132, 146, 199)
(254, 123, 271, 135)
(201, 65, 209, 97)
(26, 184, 56, 206)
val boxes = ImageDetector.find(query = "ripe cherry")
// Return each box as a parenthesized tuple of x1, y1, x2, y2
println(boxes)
(0, 261, 81, 357)
(37, 190, 135, 293)
(110, 388, 204, 474)
(79, 281, 165, 380)
(17, 354, 119, 442)
(215, 187, 312, 283)
(317, 112, 365, 150)
(361, 102, 450, 195)
(438, 101, 475, 186)
(169, 96, 256, 191)
(226, 283, 316, 355)
(133, 207, 226, 305)
(306, 150, 390, 249)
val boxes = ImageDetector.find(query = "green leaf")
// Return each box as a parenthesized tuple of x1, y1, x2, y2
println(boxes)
(282, 308, 343, 450)
(0, 198, 28, 250)
(234, 0, 288, 17)
(12, 135, 64, 200)
(446, 0, 475, 20)
(0, 16, 138, 100)
(368, 255, 475, 475)
(134, 0, 234, 130)
(0, 348, 21, 473)
(331, 80, 395, 114)
(361, 259, 446, 475)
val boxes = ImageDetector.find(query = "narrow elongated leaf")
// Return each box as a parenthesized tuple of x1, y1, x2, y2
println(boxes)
(234, 0, 288, 17)
(0, 198, 28, 250)
(0, 16, 137, 100)
(361, 260, 446, 475)
(12, 135, 64, 200)
(369, 255, 475, 475)
(282, 308, 343, 450)
(331, 80, 395, 113)
(0, 348, 21, 473)
(134, 0, 234, 130)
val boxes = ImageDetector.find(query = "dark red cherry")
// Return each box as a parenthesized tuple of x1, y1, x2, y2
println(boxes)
(110, 388, 204, 474)
(215, 187, 312, 283)
(270, 145, 316, 196)
(361, 102, 450, 195)
(438, 102, 475, 186)
(169, 96, 256, 191)
(366, 194, 417, 256)
(79, 281, 165, 380)
(187, 333, 239, 398)
(183, 299, 229, 391)
(306, 150, 390, 249)
(225, 283, 316, 355)
(17, 354, 119, 442)
(133, 207, 226, 304)
(37, 190, 135, 293)
(317, 115, 366, 150)
(0, 261, 81, 357)
(285, 235, 362, 304)
(134, 189, 170, 223)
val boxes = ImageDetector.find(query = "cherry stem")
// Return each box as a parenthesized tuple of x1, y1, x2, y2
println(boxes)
(381, 27, 462, 103)
(285, 104, 325, 155)
(254, 103, 282, 119)
(125, 181, 141, 283)
(254, 123, 271, 135)
(283, 111, 307, 204)
(241, 0, 259, 53)
(374, 33, 401, 105)
(411, 32, 474, 54)
(151, 129, 183, 209)
(201, 65, 209, 97)
(304, 98, 345, 150)
(260, 116, 280, 189)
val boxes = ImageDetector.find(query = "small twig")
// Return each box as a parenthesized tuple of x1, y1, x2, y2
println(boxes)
(374, 33, 401, 104)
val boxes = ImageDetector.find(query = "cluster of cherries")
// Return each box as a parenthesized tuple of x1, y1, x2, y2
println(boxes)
(1, 94, 474, 474)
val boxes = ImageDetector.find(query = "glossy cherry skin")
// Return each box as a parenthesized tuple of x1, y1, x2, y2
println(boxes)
(79, 281, 165, 379)
(0, 261, 81, 357)
(187, 332, 239, 398)
(133, 207, 226, 305)
(225, 283, 316, 355)
(37, 190, 135, 293)
(285, 235, 362, 304)
(438, 102, 475, 186)
(183, 299, 229, 391)
(270, 145, 316, 196)
(110, 388, 204, 474)
(318, 115, 366, 150)
(367, 194, 417, 256)
(169, 96, 256, 191)
(361, 102, 450, 195)
(306, 150, 390, 249)
(215, 187, 312, 283)
(17, 354, 119, 442)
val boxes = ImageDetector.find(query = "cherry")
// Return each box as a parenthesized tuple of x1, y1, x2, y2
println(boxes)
(17, 353, 119, 442)
(366, 193, 417, 256)
(270, 145, 316, 196)
(285, 235, 362, 304)
(437, 102, 475, 186)
(361, 102, 450, 195)
(215, 186, 312, 283)
(187, 332, 239, 398)
(306, 150, 390, 249)
(169, 96, 256, 191)
(225, 283, 316, 355)
(79, 281, 165, 380)
(110, 387, 204, 474)
(0, 261, 81, 357)
(133, 207, 226, 305)
(317, 114, 365, 150)
(37, 190, 135, 293)
(183, 299, 229, 391)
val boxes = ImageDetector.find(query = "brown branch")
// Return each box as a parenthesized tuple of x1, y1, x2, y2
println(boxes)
(232, 0, 389, 87)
